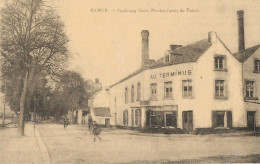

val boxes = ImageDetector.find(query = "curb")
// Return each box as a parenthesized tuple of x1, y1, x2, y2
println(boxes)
(34, 126, 51, 164)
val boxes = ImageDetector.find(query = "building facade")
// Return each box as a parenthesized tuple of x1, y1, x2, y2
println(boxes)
(91, 10, 260, 133)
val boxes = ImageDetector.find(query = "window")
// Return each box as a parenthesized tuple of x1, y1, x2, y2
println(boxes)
(183, 80, 192, 98)
(131, 85, 134, 102)
(165, 112, 177, 127)
(212, 111, 232, 128)
(150, 83, 157, 100)
(135, 109, 141, 126)
(215, 80, 227, 99)
(164, 81, 172, 99)
(123, 110, 128, 125)
(165, 55, 170, 63)
(125, 87, 128, 104)
(245, 81, 258, 100)
(114, 97, 117, 108)
(137, 83, 141, 101)
(214, 56, 226, 70)
(254, 60, 260, 72)
(150, 111, 157, 126)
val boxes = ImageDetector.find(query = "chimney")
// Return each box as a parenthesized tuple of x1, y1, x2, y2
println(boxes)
(170, 45, 182, 51)
(237, 10, 245, 52)
(208, 31, 217, 44)
(141, 30, 149, 67)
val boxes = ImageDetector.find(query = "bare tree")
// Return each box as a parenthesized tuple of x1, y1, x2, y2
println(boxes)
(0, 0, 69, 135)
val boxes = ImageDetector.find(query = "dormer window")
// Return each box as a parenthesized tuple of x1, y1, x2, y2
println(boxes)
(164, 50, 171, 63)
(214, 55, 227, 71)
(165, 55, 170, 63)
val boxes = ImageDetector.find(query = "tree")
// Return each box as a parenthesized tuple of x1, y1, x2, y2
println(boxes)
(0, 0, 69, 135)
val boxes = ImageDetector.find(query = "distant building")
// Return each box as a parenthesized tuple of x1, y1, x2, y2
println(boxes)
(91, 10, 260, 133)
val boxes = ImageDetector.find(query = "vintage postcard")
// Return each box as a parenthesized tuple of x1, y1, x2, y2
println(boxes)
(0, 0, 260, 163)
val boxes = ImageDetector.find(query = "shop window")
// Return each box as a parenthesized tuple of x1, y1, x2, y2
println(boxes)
(214, 56, 226, 70)
(135, 109, 141, 126)
(131, 85, 134, 103)
(150, 111, 157, 126)
(164, 81, 172, 99)
(150, 83, 157, 100)
(212, 111, 232, 128)
(125, 87, 128, 104)
(215, 80, 227, 99)
(183, 80, 192, 98)
(245, 81, 258, 100)
(165, 111, 177, 127)
(254, 60, 260, 72)
(123, 110, 128, 125)
(137, 83, 141, 101)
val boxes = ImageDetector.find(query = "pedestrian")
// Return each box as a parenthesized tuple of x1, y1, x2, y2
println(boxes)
(88, 116, 93, 131)
(63, 116, 69, 129)
(92, 121, 102, 142)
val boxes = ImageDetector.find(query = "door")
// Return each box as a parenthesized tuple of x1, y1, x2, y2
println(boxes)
(182, 111, 193, 133)
(105, 118, 110, 128)
(247, 111, 256, 130)
(131, 109, 134, 127)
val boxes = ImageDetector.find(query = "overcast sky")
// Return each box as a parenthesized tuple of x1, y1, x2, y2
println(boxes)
(51, 0, 260, 86)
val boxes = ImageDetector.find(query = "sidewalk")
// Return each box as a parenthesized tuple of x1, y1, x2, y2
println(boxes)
(0, 123, 50, 164)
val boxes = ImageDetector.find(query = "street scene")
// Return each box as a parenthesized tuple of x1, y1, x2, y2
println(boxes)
(1, 0, 260, 163)
(1, 123, 260, 163)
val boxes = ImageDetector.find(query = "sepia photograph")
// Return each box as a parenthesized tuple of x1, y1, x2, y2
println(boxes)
(0, 0, 260, 163)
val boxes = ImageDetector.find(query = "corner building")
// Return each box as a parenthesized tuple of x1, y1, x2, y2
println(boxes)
(92, 11, 260, 133)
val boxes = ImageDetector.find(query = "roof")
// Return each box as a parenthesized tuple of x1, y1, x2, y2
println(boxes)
(149, 39, 212, 68)
(233, 45, 260, 62)
(93, 107, 111, 117)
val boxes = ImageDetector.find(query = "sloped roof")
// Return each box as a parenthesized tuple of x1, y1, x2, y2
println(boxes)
(149, 39, 212, 68)
(233, 45, 260, 62)
(93, 107, 111, 117)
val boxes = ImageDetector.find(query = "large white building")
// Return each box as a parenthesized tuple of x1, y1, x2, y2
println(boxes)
(91, 10, 260, 133)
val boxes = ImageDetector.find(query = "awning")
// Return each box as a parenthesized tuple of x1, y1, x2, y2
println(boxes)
(93, 107, 111, 117)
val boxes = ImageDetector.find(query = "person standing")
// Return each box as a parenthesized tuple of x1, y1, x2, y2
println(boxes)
(92, 121, 102, 142)
(88, 116, 93, 131)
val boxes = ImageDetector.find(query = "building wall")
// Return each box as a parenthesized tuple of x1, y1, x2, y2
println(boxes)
(243, 48, 260, 127)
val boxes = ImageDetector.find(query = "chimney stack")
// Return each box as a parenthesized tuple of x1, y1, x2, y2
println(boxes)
(237, 10, 245, 52)
(208, 31, 217, 44)
(141, 30, 149, 67)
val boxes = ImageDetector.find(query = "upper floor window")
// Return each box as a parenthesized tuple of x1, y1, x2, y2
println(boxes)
(137, 83, 141, 101)
(150, 83, 157, 100)
(164, 81, 173, 99)
(125, 87, 128, 104)
(131, 85, 134, 103)
(214, 56, 226, 70)
(245, 81, 258, 100)
(254, 60, 260, 72)
(215, 80, 227, 99)
(114, 97, 117, 108)
(183, 80, 192, 98)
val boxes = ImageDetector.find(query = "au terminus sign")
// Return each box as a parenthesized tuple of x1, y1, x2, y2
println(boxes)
(150, 69, 192, 79)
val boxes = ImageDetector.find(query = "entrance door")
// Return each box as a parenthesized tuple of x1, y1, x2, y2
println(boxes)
(131, 109, 134, 127)
(182, 111, 193, 133)
(105, 118, 110, 128)
(247, 111, 256, 130)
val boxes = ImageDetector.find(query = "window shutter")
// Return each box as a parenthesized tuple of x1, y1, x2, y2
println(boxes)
(212, 111, 216, 128)
(227, 111, 232, 128)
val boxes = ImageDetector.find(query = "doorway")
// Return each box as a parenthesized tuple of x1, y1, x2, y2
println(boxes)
(247, 111, 256, 130)
(182, 111, 193, 133)
(105, 118, 110, 128)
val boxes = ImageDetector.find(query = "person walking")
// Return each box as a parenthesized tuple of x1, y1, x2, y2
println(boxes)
(92, 121, 102, 142)
(88, 116, 93, 131)
(63, 116, 69, 129)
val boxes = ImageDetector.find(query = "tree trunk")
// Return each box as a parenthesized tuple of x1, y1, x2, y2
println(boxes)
(18, 71, 29, 136)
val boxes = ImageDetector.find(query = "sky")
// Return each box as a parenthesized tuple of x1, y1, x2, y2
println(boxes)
(50, 0, 260, 87)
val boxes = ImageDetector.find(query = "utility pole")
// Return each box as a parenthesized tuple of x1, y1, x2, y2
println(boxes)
(2, 83, 6, 127)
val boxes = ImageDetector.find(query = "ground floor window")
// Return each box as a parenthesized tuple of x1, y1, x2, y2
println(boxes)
(123, 110, 128, 125)
(146, 111, 177, 127)
(212, 111, 232, 128)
